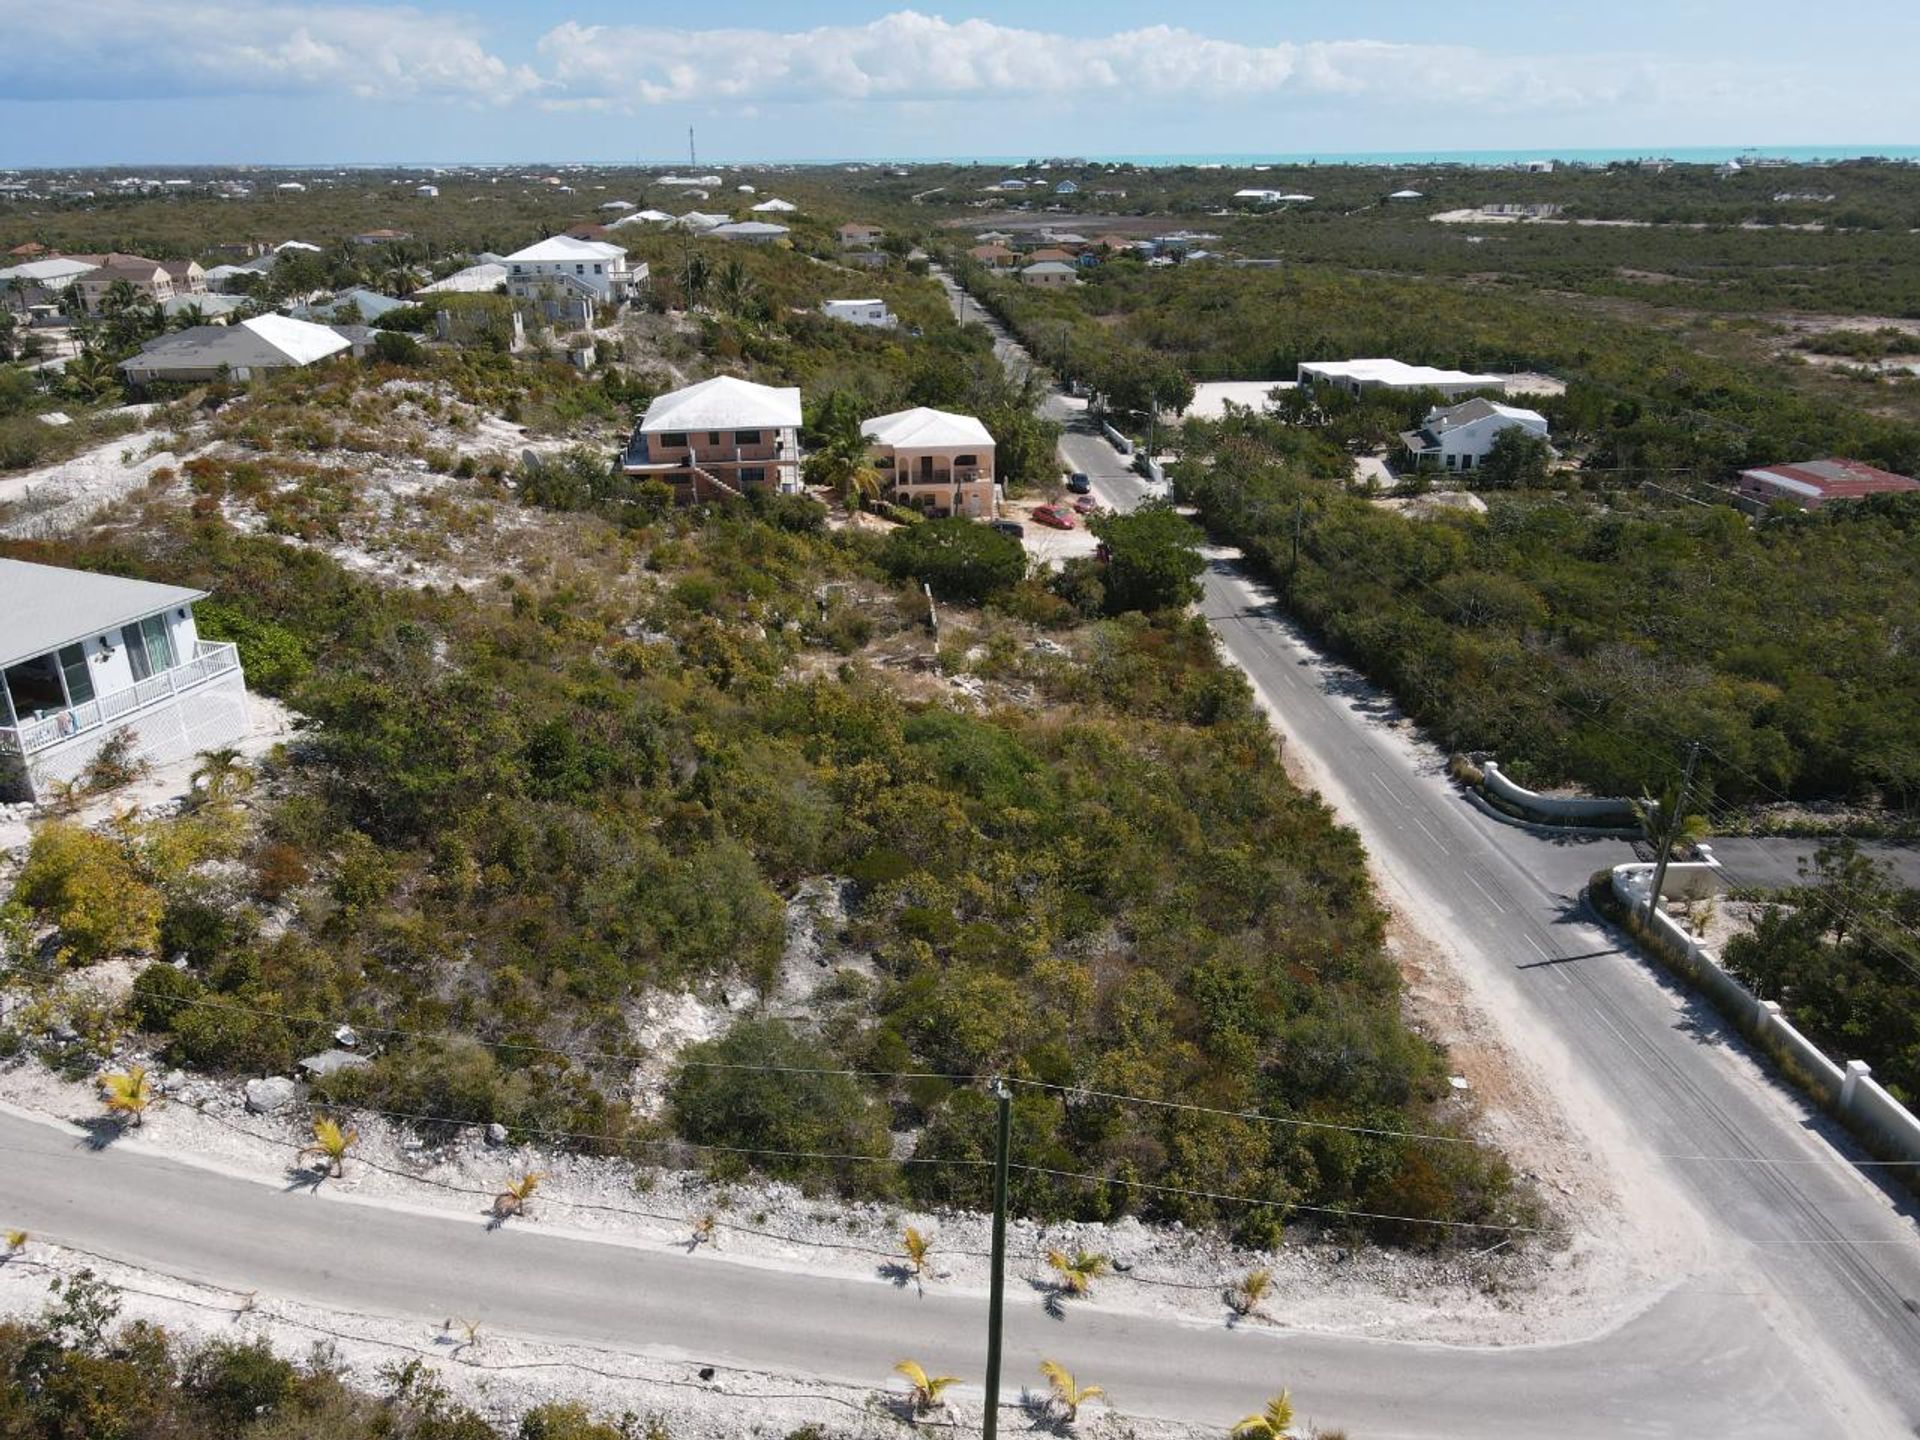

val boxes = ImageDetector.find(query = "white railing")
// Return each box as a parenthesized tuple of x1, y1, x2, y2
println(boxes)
(2, 641, 241, 757)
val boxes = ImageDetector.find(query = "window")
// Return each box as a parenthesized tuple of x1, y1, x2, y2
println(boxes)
(121, 614, 176, 681)
(593, 264, 603, 274)
(575, 264, 585, 275)
(708, 432, 723, 446)
(956, 454, 978, 466)
(739, 468, 766, 485)
(58, 644, 93, 706)
(658, 432, 686, 448)
(1444, 454, 1457, 469)
(735, 430, 761, 445)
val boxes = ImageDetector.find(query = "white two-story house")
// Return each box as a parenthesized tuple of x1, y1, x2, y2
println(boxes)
(1399, 397, 1550, 473)
(501, 235, 646, 306)
(1, 560, 251, 802)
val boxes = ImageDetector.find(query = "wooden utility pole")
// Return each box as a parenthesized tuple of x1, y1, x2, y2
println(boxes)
(982, 1079, 1012, 1440)
(1645, 741, 1703, 926)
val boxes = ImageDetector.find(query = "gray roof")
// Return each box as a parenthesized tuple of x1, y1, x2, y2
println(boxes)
(120, 325, 297, 375)
(0, 558, 205, 669)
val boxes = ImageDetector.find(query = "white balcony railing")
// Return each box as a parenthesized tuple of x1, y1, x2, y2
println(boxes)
(1, 641, 242, 758)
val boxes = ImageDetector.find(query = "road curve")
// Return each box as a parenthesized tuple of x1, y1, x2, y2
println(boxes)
(0, 1107, 1859, 1439)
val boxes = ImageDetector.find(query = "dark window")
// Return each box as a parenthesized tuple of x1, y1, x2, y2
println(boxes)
(956, 454, 978, 466)
(659, 432, 686, 447)
(123, 624, 153, 681)
(59, 644, 94, 706)
(122, 615, 176, 681)
(739, 467, 766, 484)
(708, 432, 722, 446)
(3, 654, 65, 719)
(735, 430, 761, 445)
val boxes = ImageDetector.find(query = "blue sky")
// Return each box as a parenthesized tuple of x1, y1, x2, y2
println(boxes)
(3, 1, 1916, 166)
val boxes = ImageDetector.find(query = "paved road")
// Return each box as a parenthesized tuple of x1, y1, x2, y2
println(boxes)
(0, 1109, 1869, 1439)
(0, 275, 1913, 1439)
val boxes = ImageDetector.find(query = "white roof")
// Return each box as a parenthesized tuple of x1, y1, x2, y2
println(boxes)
(640, 376, 801, 434)
(861, 406, 994, 449)
(1389, 189, 1426, 199)
(0, 558, 205, 669)
(503, 235, 626, 263)
(0, 257, 96, 285)
(599, 200, 636, 211)
(1302, 358, 1502, 388)
(606, 209, 675, 229)
(751, 198, 798, 212)
(675, 212, 728, 230)
(824, 298, 886, 309)
(711, 221, 789, 239)
(240, 313, 353, 365)
(414, 262, 508, 294)
(275, 240, 322, 252)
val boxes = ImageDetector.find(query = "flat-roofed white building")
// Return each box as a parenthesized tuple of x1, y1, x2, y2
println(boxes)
(821, 298, 896, 328)
(1, 560, 250, 802)
(863, 407, 998, 519)
(621, 376, 803, 500)
(1298, 358, 1503, 399)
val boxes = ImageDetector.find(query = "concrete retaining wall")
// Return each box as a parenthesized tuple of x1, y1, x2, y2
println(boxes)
(1611, 863, 1915, 1152)
(1100, 422, 1133, 456)
(1137, 456, 1166, 486)
(1484, 761, 1637, 824)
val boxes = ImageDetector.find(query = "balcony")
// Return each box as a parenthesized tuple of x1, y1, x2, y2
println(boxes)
(890, 467, 992, 488)
(1, 641, 242, 758)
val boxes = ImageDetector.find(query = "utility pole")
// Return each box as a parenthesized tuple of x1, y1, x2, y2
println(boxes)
(1290, 497, 1304, 573)
(982, 1079, 1012, 1440)
(688, 126, 697, 169)
(1644, 741, 1702, 926)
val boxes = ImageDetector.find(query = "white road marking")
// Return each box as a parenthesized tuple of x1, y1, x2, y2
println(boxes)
(1465, 870, 1507, 914)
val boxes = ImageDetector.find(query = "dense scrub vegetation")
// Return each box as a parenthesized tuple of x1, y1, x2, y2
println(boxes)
(1, 366, 1515, 1246)
(1723, 842, 1920, 1103)
(1172, 414, 1920, 808)
(0, 1271, 648, 1440)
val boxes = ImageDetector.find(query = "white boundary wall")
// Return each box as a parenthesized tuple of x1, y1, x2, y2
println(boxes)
(1484, 760, 1637, 823)
(1612, 862, 1920, 1159)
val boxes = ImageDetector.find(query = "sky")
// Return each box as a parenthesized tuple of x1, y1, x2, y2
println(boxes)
(2, 0, 1917, 167)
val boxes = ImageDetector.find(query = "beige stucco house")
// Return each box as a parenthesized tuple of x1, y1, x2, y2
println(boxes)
(863, 406, 999, 519)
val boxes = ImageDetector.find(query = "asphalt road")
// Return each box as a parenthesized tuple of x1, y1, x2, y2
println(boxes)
(0, 1108, 1875, 1439)
(0, 274, 1914, 1439)
(1031, 371, 1920, 1433)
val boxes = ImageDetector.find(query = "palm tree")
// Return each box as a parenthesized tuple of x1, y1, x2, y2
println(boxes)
(65, 349, 121, 405)
(902, 1225, 933, 1276)
(713, 258, 759, 319)
(300, 1116, 358, 1178)
(191, 746, 254, 805)
(100, 1066, 154, 1128)
(1230, 1392, 1297, 1439)
(168, 303, 208, 331)
(803, 391, 886, 509)
(893, 1359, 959, 1415)
(492, 1172, 542, 1221)
(1045, 1248, 1110, 1297)
(1632, 773, 1712, 922)
(1229, 1266, 1274, 1318)
(98, 277, 140, 318)
(681, 251, 711, 310)
(1039, 1360, 1104, 1425)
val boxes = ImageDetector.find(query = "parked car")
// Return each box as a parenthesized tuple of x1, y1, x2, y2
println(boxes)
(1031, 505, 1075, 530)
(1065, 472, 1092, 494)
(990, 519, 1024, 539)
(1072, 495, 1099, 514)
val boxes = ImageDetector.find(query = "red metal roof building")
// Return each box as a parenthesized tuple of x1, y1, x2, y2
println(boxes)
(1736, 457, 1920, 512)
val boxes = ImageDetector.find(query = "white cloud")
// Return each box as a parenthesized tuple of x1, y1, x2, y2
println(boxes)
(0, 1, 1777, 127)
(532, 11, 1696, 114)
(0, 0, 540, 105)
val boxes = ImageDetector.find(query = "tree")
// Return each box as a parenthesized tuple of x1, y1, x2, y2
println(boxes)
(803, 391, 884, 509)
(883, 517, 1027, 604)
(1045, 1248, 1110, 1297)
(300, 1116, 358, 1178)
(98, 278, 141, 318)
(15, 820, 164, 962)
(65, 349, 123, 405)
(493, 1172, 541, 1221)
(1039, 1360, 1105, 1424)
(893, 1359, 959, 1415)
(1475, 427, 1554, 489)
(191, 747, 254, 806)
(1090, 504, 1206, 614)
(902, 1225, 933, 1276)
(713, 258, 760, 320)
(1228, 1266, 1274, 1318)
(100, 1066, 155, 1128)
(168, 304, 208, 331)
(1230, 1392, 1297, 1439)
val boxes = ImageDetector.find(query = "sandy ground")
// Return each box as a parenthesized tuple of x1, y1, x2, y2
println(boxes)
(0, 427, 185, 538)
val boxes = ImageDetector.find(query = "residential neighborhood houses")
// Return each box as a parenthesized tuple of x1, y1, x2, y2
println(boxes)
(119, 313, 359, 385)
(0, 558, 252, 803)
(1735, 457, 1920, 512)
(501, 235, 646, 305)
(621, 376, 805, 502)
(863, 406, 999, 519)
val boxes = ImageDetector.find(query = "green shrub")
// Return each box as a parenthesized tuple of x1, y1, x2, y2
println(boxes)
(15, 822, 163, 962)
(882, 517, 1025, 603)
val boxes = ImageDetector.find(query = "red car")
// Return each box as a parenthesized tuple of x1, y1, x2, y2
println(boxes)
(1072, 495, 1100, 514)
(1031, 505, 1076, 530)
